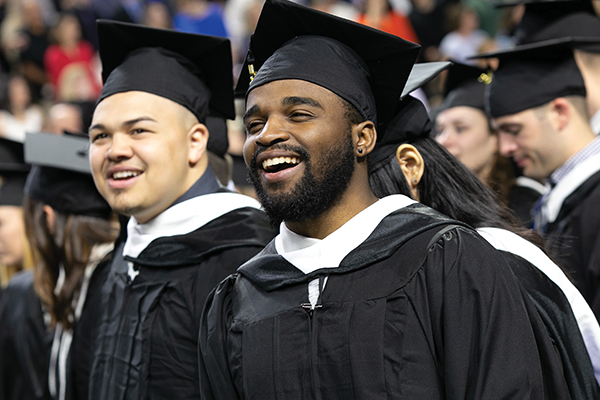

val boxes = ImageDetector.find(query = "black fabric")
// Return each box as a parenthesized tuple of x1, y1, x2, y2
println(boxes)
(438, 61, 488, 112)
(508, 182, 542, 227)
(171, 167, 221, 207)
(249, 36, 376, 125)
(501, 251, 600, 399)
(235, 0, 420, 131)
(522, 11, 600, 52)
(0, 172, 27, 206)
(88, 207, 276, 400)
(0, 138, 29, 172)
(96, 20, 235, 121)
(371, 96, 431, 166)
(510, 1, 596, 45)
(485, 48, 586, 118)
(0, 138, 29, 206)
(199, 203, 572, 399)
(204, 116, 229, 158)
(24, 165, 111, 219)
(0, 270, 52, 400)
(68, 257, 111, 400)
(544, 169, 600, 320)
(46, 255, 113, 400)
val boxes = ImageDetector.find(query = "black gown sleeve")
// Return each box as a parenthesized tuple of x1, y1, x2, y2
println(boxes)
(198, 274, 241, 400)
(418, 227, 571, 400)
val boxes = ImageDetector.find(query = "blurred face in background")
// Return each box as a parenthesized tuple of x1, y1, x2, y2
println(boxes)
(436, 106, 498, 181)
(0, 206, 25, 268)
(8, 76, 32, 112)
(55, 14, 81, 46)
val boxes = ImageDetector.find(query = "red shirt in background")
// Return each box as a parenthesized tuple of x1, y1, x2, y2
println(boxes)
(357, 12, 419, 44)
(43, 41, 101, 101)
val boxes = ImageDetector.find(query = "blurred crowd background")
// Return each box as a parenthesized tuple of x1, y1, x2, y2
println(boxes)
(0, 1, 598, 285)
(0, 0, 584, 145)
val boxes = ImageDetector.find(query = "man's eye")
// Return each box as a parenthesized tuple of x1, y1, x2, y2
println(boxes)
(246, 121, 264, 135)
(91, 133, 107, 142)
(132, 128, 147, 134)
(290, 111, 312, 120)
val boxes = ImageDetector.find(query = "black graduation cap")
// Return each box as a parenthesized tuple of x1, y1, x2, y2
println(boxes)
(204, 116, 229, 158)
(0, 138, 30, 207)
(523, 11, 600, 52)
(24, 132, 111, 219)
(96, 20, 235, 122)
(438, 61, 490, 112)
(401, 61, 452, 100)
(474, 41, 586, 118)
(235, 0, 420, 132)
(371, 63, 449, 166)
(495, 0, 597, 45)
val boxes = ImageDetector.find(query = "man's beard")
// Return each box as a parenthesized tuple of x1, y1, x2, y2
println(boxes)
(248, 133, 356, 227)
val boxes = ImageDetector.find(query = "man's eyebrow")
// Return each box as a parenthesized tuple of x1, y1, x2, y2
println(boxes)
(282, 96, 324, 110)
(243, 105, 261, 123)
(88, 117, 157, 133)
(496, 122, 522, 131)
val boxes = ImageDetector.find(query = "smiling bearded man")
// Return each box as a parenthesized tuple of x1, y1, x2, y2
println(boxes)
(86, 21, 275, 400)
(248, 124, 356, 225)
(197, 1, 566, 399)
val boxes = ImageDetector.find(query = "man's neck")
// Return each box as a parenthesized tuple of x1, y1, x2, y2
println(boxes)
(285, 179, 378, 239)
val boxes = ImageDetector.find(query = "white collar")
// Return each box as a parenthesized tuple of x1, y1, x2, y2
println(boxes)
(591, 109, 600, 136)
(544, 152, 600, 224)
(515, 176, 545, 195)
(123, 192, 261, 258)
(275, 194, 416, 274)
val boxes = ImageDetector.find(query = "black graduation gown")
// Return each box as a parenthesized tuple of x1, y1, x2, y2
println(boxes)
(545, 170, 600, 318)
(46, 255, 112, 400)
(507, 181, 542, 228)
(0, 270, 52, 400)
(89, 207, 275, 400)
(199, 204, 571, 400)
(500, 251, 600, 399)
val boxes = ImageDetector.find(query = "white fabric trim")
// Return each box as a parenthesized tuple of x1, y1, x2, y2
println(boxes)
(123, 192, 261, 258)
(74, 243, 114, 320)
(515, 176, 545, 195)
(477, 227, 600, 383)
(544, 153, 600, 224)
(275, 194, 416, 274)
(275, 195, 417, 308)
(591, 109, 600, 136)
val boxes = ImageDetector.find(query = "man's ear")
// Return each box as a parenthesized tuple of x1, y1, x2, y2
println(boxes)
(189, 123, 209, 165)
(548, 97, 571, 132)
(395, 144, 424, 201)
(354, 120, 376, 158)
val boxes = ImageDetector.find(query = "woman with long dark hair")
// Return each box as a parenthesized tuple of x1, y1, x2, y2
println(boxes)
(0, 132, 117, 400)
(370, 94, 600, 398)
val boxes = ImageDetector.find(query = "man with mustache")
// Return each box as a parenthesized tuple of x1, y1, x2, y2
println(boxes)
(198, 1, 569, 398)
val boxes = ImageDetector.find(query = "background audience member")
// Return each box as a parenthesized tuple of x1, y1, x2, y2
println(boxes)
(0, 74, 43, 142)
(43, 11, 100, 102)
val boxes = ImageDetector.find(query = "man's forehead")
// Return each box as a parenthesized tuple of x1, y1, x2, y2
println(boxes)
(246, 79, 341, 110)
(92, 91, 193, 123)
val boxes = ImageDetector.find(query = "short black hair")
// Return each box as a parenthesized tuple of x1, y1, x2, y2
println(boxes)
(341, 97, 364, 126)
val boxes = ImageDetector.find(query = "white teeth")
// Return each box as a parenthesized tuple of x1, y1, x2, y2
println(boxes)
(112, 171, 141, 180)
(262, 157, 300, 170)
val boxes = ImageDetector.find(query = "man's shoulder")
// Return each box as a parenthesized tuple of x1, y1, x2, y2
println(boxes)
(554, 169, 600, 227)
